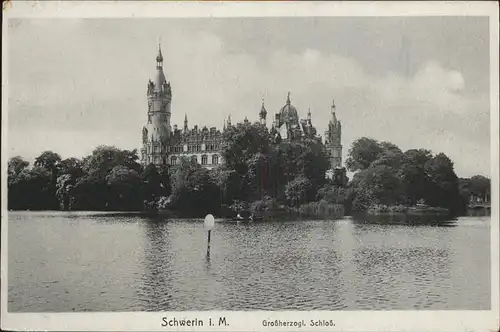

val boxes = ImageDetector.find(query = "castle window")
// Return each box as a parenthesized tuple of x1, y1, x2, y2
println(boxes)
(191, 155, 198, 163)
(171, 156, 177, 165)
(163, 157, 167, 165)
(212, 154, 219, 165)
(202, 155, 208, 165)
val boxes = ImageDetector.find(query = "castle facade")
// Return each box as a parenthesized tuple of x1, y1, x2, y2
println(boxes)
(140, 45, 344, 176)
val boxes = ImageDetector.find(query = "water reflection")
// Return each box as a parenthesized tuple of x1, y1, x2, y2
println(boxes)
(353, 246, 451, 309)
(352, 214, 458, 227)
(137, 219, 174, 311)
(8, 212, 490, 311)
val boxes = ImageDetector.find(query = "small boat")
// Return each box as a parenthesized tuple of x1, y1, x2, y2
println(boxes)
(233, 211, 253, 222)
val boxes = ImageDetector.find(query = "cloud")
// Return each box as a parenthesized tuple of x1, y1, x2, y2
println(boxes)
(7, 19, 490, 178)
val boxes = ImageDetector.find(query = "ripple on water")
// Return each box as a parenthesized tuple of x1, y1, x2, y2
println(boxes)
(7, 214, 491, 311)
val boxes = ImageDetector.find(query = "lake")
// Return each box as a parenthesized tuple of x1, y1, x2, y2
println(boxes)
(8, 212, 490, 311)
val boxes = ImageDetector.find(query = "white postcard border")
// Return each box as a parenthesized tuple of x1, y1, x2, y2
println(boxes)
(1, 1, 499, 332)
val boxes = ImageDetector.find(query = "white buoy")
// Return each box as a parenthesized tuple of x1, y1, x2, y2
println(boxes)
(204, 214, 215, 256)
(204, 214, 215, 230)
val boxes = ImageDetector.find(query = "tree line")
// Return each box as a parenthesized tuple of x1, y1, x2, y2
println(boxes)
(344, 137, 490, 215)
(8, 122, 490, 217)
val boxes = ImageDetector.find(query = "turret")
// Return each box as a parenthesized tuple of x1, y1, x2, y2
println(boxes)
(141, 42, 173, 166)
(325, 98, 343, 170)
(259, 98, 267, 125)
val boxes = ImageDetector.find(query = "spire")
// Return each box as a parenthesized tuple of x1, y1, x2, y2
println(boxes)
(259, 98, 267, 119)
(307, 107, 312, 121)
(184, 113, 188, 131)
(330, 98, 338, 124)
(156, 42, 163, 67)
(227, 114, 232, 126)
(286, 92, 291, 105)
(151, 42, 167, 92)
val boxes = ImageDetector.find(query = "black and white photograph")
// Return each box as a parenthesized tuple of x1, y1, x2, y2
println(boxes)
(1, 1, 499, 331)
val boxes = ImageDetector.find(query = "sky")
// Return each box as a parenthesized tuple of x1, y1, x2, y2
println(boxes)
(6, 17, 491, 177)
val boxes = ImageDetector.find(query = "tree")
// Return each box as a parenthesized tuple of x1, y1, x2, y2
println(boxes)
(210, 165, 242, 206)
(59, 157, 85, 178)
(371, 149, 405, 170)
(379, 141, 402, 154)
(34, 151, 62, 171)
(345, 137, 384, 172)
(8, 156, 29, 177)
(157, 164, 172, 197)
(285, 176, 312, 207)
(424, 153, 461, 214)
(83, 146, 141, 180)
(351, 164, 403, 210)
(469, 175, 490, 200)
(9, 166, 53, 210)
(399, 149, 433, 205)
(301, 138, 330, 191)
(32, 151, 62, 209)
(55, 174, 74, 210)
(221, 121, 272, 175)
(8, 157, 32, 209)
(71, 173, 109, 211)
(246, 153, 274, 201)
(458, 175, 490, 209)
(171, 167, 221, 216)
(274, 138, 330, 201)
(106, 166, 143, 210)
(52, 157, 87, 210)
(142, 164, 171, 210)
(170, 156, 201, 195)
(142, 163, 161, 207)
(317, 184, 346, 204)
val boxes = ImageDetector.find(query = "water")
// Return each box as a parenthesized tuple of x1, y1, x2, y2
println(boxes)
(8, 212, 490, 311)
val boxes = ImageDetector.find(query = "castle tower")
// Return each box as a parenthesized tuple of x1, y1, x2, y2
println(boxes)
(324, 99, 342, 170)
(141, 43, 172, 165)
(259, 98, 267, 125)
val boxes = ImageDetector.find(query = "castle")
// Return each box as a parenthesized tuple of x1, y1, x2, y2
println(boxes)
(141, 45, 344, 180)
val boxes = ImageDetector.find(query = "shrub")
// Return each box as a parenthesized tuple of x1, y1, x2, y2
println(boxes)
(298, 200, 344, 219)
(250, 196, 278, 213)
